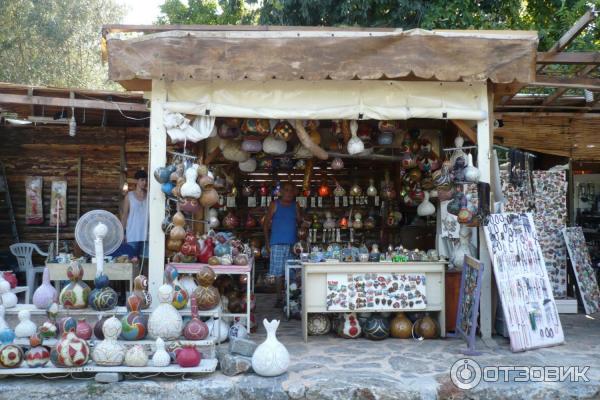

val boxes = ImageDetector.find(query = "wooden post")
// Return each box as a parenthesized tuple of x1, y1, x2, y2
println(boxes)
(477, 82, 494, 340)
(147, 79, 167, 306)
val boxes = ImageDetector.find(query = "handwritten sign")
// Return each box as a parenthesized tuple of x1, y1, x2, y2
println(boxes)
(483, 213, 564, 352)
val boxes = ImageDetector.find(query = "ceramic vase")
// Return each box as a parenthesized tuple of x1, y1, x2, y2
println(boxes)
(390, 313, 413, 339)
(148, 284, 183, 340)
(164, 264, 189, 310)
(121, 294, 148, 340)
(133, 274, 152, 309)
(32, 267, 58, 309)
(75, 318, 93, 340)
(151, 338, 171, 367)
(307, 314, 331, 336)
(0, 343, 23, 368)
(14, 309, 37, 338)
(51, 330, 90, 367)
(59, 261, 90, 309)
(25, 333, 50, 367)
(417, 191, 436, 217)
(0, 278, 17, 308)
(363, 315, 390, 340)
(464, 153, 480, 183)
(176, 345, 201, 368)
(252, 319, 289, 377)
(337, 312, 361, 338)
(193, 266, 221, 311)
(92, 316, 125, 366)
(183, 297, 209, 340)
(124, 344, 148, 367)
(89, 271, 119, 311)
(414, 313, 439, 339)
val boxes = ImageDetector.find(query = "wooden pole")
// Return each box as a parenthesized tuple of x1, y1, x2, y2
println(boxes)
(77, 156, 82, 218)
(147, 79, 167, 306)
(478, 82, 494, 341)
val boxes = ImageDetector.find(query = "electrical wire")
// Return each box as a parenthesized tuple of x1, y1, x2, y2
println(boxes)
(76, 92, 151, 121)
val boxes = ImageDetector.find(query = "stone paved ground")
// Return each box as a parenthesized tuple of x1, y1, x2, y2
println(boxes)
(1, 294, 599, 400)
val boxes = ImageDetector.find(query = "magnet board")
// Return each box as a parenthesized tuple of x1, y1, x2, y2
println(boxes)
(483, 213, 564, 352)
(50, 180, 67, 226)
(326, 272, 427, 311)
(453, 255, 484, 355)
(25, 176, 43, 225)
(562, 227, 600, 315)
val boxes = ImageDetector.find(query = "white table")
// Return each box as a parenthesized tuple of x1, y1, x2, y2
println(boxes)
(301, 261, 447, 342)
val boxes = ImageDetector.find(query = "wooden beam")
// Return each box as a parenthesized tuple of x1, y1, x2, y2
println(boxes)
(450, 119, 478, 143)
(533, 75, 600, 90)
(0, 93, 148, 112)
(537, 51, 600, 65)
(537, 10, 596, 72)
(541, 65, 598, 106)
(495, 111, 600, 119)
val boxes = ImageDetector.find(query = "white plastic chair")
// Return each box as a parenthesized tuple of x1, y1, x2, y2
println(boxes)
(9, 243, 47, 304)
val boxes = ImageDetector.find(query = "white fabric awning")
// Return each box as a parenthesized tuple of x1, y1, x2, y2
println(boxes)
(163, 80, 488, 121)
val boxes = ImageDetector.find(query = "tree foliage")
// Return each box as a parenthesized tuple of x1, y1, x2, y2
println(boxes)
(159, 0, 600, 51)
(0, 0, 125, 89)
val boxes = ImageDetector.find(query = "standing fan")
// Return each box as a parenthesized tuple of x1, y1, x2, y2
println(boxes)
(75, 210, 123, 310)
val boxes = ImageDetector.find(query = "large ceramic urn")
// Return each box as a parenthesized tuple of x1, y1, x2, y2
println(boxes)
(193, 266, 221, 311)
(59, 261, 90, 309)
(148, 284, 183, 340)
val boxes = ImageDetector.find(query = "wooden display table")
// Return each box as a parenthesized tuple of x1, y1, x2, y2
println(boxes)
(301, 261, 446, 342)
(46, 262, 136, 293)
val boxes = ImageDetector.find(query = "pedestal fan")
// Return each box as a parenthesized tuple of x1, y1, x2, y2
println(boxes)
(75, 210, 123, 310)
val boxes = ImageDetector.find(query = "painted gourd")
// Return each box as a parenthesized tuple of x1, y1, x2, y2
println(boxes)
(14, 309, 37, 338)
(164, 264, 189, 310)
(180, 164, 201, 198)
(170, 211, 186, 240)
(148, 284, 182, 340)
(390, 312, 413, 339)
(0, 343, 23, 368)
(251, 319, 289, 376)
(183, 297, 209, 340)
(176, 345, 201, 368)
(133, 274, 152, 309)
(88, 271, 118, 311)
(193, 266, 221, 311)
(121, 294, 147, 340)
(51, 329, 90, 367)
(198, 237, 215, 263)
(0, 279, 17, 309)
(32, 267, 58, 309)
(75, 318, 93, 340)
(25, 333, 50, 368)
(199, 187, 219, 208)
(414, 313, 439, 339)
(464, 153, 480, 183)
(363, 315, 390, 340)
(417, 191, 436, 217)
(366, 178, 377, 197)
(59, 261, 90, 309)
(124, 344, 148, 367)
(307, 314, 331, 336)
(347, 120, 364, 155)
(181, 232, 200, 257)
(263, 136, 287, 155)
(337, 312, 361, 338)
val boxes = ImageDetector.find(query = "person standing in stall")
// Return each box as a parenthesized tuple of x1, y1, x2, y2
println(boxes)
(264, 182, 303, 308)
(120, 170, 149, 261)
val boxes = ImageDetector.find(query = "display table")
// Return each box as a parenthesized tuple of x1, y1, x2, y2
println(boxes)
(46, 262, 136, 293)
(301, 261, 446, 342)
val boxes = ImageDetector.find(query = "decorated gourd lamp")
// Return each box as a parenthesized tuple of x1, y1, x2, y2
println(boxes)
(193, 266, 221, 311)
(59, 261, 90, 309)
(148, 284, 182, 340)
(92, 316, 125, 366)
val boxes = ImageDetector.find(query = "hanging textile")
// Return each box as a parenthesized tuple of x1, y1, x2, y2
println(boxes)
(50, 180, 68, 227)
(25, 176, 43, 225)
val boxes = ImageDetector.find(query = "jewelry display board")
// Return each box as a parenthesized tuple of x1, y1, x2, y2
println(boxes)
(562, 227, 600, 315)
(326, 272, 427, 311)
(452, 255, 484, 355)
(483, 213, 564, 352)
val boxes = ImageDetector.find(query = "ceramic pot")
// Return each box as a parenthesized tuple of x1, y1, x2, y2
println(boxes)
(363, 315, 390, 340)
(390, 313, 413, 339)
(183, 298, 209, 340)
(193, 266, 221, 311)
(176, 345, 201, 368)
(0, 344, 23, 368)
(75, 318, 93, 340)
(121, 294, 148, 340)
(414, 313, 439, 339)
(92, 316, 125, 366)
(51, 331, 90, 367)
(148, 284, 183, 340)
(417, 192, 436, 217)
(252, 319, 289, 376)
(25, 333, 50, 367)
(307, 314, 331, 336)
(88, 272, 118, 311)
(337, 312, 361, 339)
(15, 310, 37, 338)
(124, 344, 148, 367)
(59, 261, 90, 309)
(32, 267, 58, 309)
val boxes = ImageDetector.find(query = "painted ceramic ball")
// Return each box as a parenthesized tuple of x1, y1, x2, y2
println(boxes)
(307, 314, 331, 336)
(363, 315, 390, 340)
(0, 344, 24, 368)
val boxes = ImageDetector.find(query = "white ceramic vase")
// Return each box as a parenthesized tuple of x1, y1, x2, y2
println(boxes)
(151, 338, 171, 367)
(417, 192, 436, 217)
(15, 310, 37, 338)
(464, 153, 480, 183)
(251, 319, 290, 377)
(148, 284, 183, 340)
(92, 316, 125, 366)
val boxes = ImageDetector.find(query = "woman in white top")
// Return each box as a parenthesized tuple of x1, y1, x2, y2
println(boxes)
(120, 170, 148, 259)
